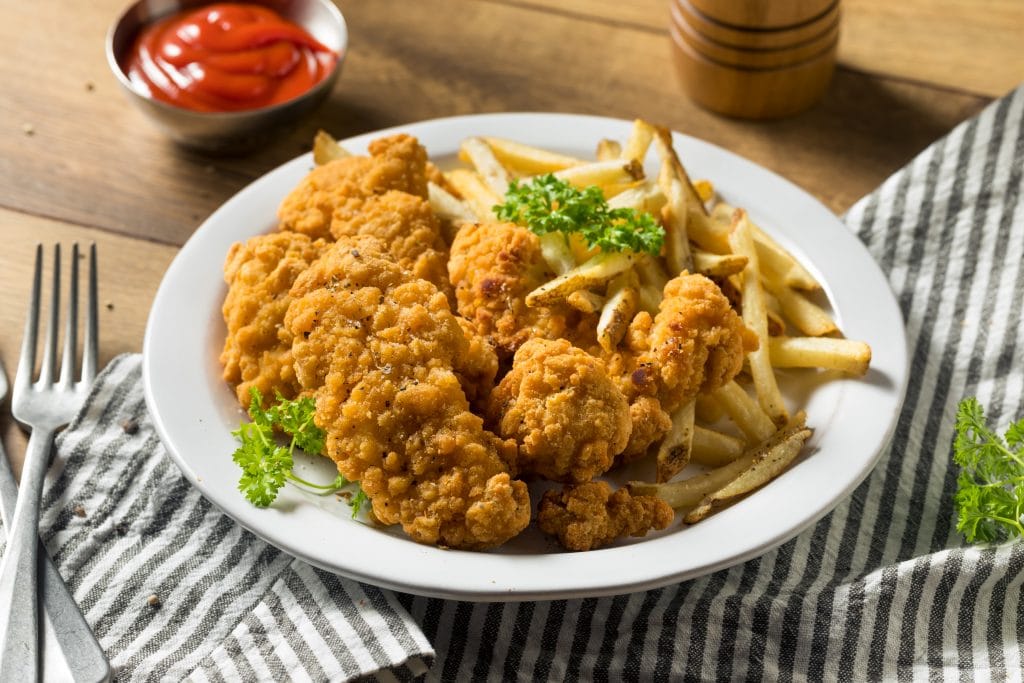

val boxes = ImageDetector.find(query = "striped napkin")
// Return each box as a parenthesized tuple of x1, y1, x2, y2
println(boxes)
(10, 84, 1022, 680)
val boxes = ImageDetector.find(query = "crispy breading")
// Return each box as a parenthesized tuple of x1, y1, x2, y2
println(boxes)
(285, 238, 527, 549)
(448, 221, 595, 360)
(330, 190, 453, 301)
(598, 272, 756, 461)
(487, 339, 631, 483)
(278, 134, 429, 240)
(537, 481, 674, 551)
(641, 272, 758, 409)
(221, 231, 329, 406)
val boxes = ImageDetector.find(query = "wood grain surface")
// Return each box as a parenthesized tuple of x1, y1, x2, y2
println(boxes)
(0, 0, 1021, 472)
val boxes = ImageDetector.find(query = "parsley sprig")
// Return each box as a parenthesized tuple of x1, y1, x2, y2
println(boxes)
(232, 387, 366, 517)
(495, 174, 664, 255)
(953, 397, 1024, 543)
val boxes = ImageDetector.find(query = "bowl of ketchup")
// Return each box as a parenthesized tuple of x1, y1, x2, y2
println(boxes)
(107, 0, 347, 151)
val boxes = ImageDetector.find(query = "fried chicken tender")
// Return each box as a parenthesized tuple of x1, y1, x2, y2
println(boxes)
(601, 272, 757, 460)
(221, 231, 328, 407)
(537, 482, 674, 551)
(448, 222, 594, 360)
(487, 339, 630, 483)
(643, 273, 758, 406)
(285, 237, 528, 549)
(278, 134, 429, 240)
(330, 190, 452, 300)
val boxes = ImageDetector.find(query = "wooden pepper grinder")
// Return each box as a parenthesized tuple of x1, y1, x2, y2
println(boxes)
(670, 0, 840, 119)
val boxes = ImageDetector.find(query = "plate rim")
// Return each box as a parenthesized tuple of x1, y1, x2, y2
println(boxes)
(143, 111, 909, 601)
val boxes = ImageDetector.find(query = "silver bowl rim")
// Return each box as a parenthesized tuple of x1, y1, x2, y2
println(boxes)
(104, 0, 349, 121)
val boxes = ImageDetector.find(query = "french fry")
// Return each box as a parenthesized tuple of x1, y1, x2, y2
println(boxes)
(482, 136, 583, 175)
(750, 222, 820, 291)
(622, 119, 655, 162)
(691, 426, 745, 467)
(313, 130, 350, 165)
(553, 159, 645, 189)
(607, 181, 668, 215)
(763, 280, 838, 337)
(652, 125, 708, 217)
(687, 208, 732, 253)
(712, 203, 818, 289)
(460, 136, 511, 197)
(693, 249, 748, 278)
(629, 446, 758, 509)
(445, 169, 501, 221)
(711, 380, 776, 444)
(695, 394, 724, 423)
(597, 271, 639, 353)
(636, 283, 662, 315)
(566, 289, 605, 314)
(767, 311, 786, 337)
(684, 423, 812, 523)
(567, 233, 597, 264)
(657, 400, 696, 482)
(600, 181, 644, 200)
(634, 253, 668, 313)
(693, 179, 715, 204)
(634, 253, 669, 291)
(658, 162, 694, 275)
(596, 138, 622, 161)
(730, 210, 788, 425)
(761, 290, 786, 336)
(525, 252, 634, 307)
(427, 182, 477, 243)
(769, 337, 872, 375)
(538, 232, 576, 276)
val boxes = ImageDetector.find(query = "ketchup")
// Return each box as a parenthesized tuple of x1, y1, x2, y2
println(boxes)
(124, 3, 338, 113)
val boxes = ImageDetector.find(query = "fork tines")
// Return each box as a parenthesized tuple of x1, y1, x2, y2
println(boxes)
(15, 243, 98, 392)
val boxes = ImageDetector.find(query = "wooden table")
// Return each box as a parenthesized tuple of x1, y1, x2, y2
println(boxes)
(1, 0, 1022, 473)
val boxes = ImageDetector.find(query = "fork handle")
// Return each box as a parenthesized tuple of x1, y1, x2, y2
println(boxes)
(0, 427, 55, 681)
(0, 436, 109, 683)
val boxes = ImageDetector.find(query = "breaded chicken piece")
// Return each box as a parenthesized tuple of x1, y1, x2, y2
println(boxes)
(285, 238, 528, 549)
(330, 190, 453, 301)
(448, 222, 595, 360)
(487, 339, 630, 483)
(641, 272, 758, 409)
(278, 134, 429, 240)
(221, 231, 328, 406)
(600, 272, 756, 460)
(537, 481, 674, 551)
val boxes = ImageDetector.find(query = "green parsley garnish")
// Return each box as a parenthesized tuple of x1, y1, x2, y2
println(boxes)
(953, 397, 1024, 543)
(232, 387, 366, 518)
(494, 174, 664, 255)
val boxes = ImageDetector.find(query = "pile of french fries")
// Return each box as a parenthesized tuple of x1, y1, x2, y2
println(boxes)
(312, 121, 872, 525)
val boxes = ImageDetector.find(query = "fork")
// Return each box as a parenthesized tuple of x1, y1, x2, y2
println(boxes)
(0, 354, 109, 682)
(0, 244, 107, 680)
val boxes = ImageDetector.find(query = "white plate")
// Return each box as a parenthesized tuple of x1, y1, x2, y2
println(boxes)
(143, 113, 908, 601)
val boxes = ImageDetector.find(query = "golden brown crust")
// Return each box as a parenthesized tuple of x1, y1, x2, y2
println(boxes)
(593, 273, 755, 461)
(537, 481, 674, 551)
(640, 272, 758, 410)
(220, 231, 329, 407)
(278, 134, 429, 240)
(330, 190, 453, 302)
(285, 238, 528, 549)
(487, 339, 630, 483)
(448, 222, 593, 360)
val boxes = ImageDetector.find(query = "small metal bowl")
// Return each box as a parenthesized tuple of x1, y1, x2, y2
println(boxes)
(106, 0, 347, 152)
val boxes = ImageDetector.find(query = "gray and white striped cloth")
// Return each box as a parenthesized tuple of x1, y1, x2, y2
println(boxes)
(12, 83, 1024, 680)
